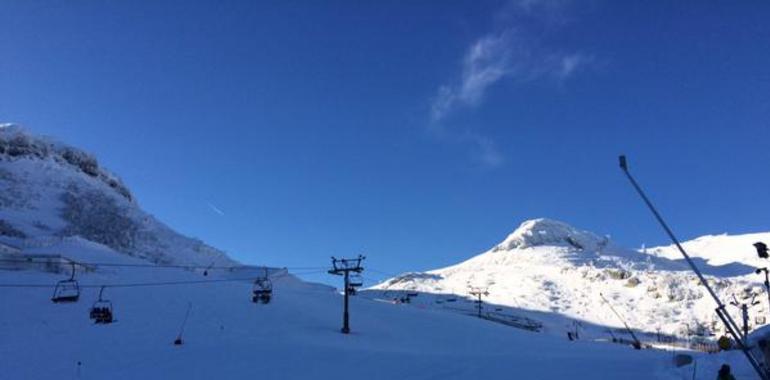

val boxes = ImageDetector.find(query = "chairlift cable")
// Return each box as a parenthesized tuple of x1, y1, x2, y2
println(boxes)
(0, 258, 326, 272)
(0, 270, 309, 289)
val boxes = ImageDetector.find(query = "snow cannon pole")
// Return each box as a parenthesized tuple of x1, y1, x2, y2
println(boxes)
(755, 267, 770, 317)
(599, 292, 642, 349)
(618, 155, 769, 380)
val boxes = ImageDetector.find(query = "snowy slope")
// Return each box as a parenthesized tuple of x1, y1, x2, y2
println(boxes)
(0, 124, 232, 266)
(368, 219, 768, 339)
(647, 232, 770, 268)
(0, 126, 765, 379)
(0, 245, 711, 380)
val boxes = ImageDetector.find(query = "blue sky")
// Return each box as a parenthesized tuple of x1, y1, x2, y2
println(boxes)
(1, 1, 769, 284)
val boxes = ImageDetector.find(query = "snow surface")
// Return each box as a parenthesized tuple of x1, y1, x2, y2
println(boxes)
(0, 241, 698, 379)
(648, 232, 770, 268)
(369, 219, 768, 340)
(0, 127, 767, 379)
(0, 125, 232, 266)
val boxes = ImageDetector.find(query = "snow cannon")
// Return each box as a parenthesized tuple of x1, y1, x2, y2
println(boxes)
(755, 242, 768, 259)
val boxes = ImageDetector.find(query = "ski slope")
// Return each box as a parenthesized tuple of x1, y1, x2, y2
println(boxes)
(0, 126, 766, 379)
(0, 244, 695, 380)
(648, 232, 770, 268)
(369, 219, 768, 340)
(0, 124, 231, 267)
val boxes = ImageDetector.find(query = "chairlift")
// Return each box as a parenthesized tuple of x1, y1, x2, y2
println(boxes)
(52, 262, 80, 303)
(251, 268, 273, 304)
(349, 273, 363, 288)
(89, 286, 114, 324)
(398, 292, 419, 304)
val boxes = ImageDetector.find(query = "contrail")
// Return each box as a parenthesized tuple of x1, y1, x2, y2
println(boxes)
(206, 202, 225, 216)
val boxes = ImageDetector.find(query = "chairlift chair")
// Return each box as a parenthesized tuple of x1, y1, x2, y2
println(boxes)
(349, 273, 363, 288)
(89, 286, 114, 324)
(52, 263, 80, 303)
(252, 272, 273, 304)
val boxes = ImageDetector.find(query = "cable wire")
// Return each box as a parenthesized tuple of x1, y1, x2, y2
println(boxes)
(0, 269, 328, 290)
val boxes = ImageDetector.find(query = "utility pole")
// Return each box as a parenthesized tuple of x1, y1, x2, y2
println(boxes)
(328, 255, 365, 334)
(619, 155, 770, 379)
(468, 287, 489, 318)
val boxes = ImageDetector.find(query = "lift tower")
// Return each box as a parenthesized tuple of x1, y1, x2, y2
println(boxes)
(329, 255, 365, 334)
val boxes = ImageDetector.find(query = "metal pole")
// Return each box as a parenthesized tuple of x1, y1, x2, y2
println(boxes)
(342, 270, 350, 334)
(600, 292, 641, 349)
(759, 268, 770, 315)
(618, 155, 769, 380)
(765, 271, 770, 319)
(743, 304, 750, 340)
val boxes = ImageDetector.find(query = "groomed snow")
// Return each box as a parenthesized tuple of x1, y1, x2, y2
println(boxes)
(0, 244, 693, 380)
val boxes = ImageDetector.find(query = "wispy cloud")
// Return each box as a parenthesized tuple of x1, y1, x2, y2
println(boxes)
(431, 30, 519, 123)
(428, 0, 591, 166)
(469, 134, 504, 167)
(430, 29, 589, 123)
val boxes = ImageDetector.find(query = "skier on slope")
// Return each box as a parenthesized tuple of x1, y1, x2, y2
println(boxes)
(716, 364, 736, 380)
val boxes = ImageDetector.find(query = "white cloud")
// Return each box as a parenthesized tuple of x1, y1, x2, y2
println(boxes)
(430, 30, 517, 123)
(554, 53, 591, 80)
(470, 134, 504, 167)
(427, 0, 590, 167)
(430, 29, 587, 122)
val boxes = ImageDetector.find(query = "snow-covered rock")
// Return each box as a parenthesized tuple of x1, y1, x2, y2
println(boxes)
(0, 124, 233, 266)
(369, 218, 768, 338)
(647, 232, 770, 268)
(492, 218, 609, 252)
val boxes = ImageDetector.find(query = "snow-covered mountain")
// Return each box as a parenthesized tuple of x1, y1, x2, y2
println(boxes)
(647, 232, 770, 268)
(369, 218, 769, 338)
(0, 124, 232, 266)
(0, 126, 765, 379)
(1, 245, 707, 380)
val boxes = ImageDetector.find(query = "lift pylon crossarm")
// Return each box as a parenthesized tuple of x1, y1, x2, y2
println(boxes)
(618, 155, 770, 380)
(468, 287, 490, 318)
(328, 255, 365, 274)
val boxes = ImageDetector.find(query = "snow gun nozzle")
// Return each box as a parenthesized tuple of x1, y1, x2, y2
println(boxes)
(618, 155, 628, 171)
(755, 242, 768, 259)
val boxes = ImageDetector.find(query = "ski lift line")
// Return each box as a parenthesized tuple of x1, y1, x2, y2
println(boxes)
(0, 269, 328, 290)
(0, 259, 326, 272)
(0, 271, 306, 290)
(367, 268, 402, 278)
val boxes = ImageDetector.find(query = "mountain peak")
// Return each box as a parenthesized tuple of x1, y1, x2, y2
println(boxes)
(492, 218, 608, 252)
(0, 125, 233, 266)
(0, 123, 132, 201)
